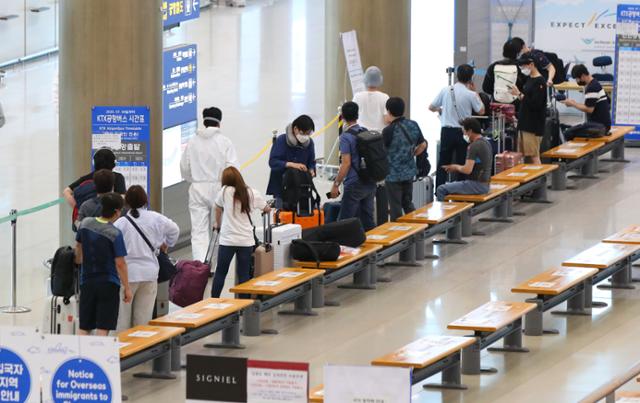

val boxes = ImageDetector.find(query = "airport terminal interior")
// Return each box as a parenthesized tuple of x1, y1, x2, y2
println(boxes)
(3, 0, 640, 402)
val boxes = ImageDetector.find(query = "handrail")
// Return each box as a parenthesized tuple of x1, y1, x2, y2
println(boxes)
(579, 360, 640, 403)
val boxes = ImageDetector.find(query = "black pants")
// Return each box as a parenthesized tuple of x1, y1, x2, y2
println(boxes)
(436, 127, 467, 189)
(386, 181, 415, 221)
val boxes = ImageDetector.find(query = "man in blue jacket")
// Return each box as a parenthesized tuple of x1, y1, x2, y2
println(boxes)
(266, 115, 317, 208)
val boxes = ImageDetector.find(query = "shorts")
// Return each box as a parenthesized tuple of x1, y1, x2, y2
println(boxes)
(79, 282, 120, 331)
(518, 131, 542, 157)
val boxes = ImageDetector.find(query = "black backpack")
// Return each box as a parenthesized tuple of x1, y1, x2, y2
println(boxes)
(51, 246, 77, 303)
(543, 52, 567, 85)
(281, 169, 321, 215)
(351, 129, 389, 183)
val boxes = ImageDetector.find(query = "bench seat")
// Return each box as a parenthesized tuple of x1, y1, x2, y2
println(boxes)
(118, 325, 185, 377)
(445, 181, 518, 203)
(364, 221, 429, 267)
(603, 225, 640, 245)
(309, 385, 324, 402)
(542, 141, 604, 160)
(492, 164, 558, 184)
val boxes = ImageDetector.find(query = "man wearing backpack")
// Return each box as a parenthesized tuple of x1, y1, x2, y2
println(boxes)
(329, 102, 377, 231)
(382, 97, 427, 221)
(482, 39, 526, 104)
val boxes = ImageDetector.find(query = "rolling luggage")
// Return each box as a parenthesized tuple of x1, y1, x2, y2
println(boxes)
(541, 88, 562, 154)
(275, 209, 324, 230)
(170, 234, 217, 307)
(253, 213, 275, 277)
(50, 246, 77, 302)
(412, 176, 434, 208)
(42, 295, 78, 334)
(495, 151, 524, 174)
(375, 184, 389, 226)
(323, 201, 341, 224)
(302, 218, 366, 247)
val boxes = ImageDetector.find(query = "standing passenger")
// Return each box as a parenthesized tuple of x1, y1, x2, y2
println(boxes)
(352, 66, 390, 131)
(181, 107, 237, 261)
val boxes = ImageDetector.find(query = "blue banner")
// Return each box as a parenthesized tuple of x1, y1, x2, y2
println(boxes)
(91, 106, 151, 195)
(614, 4, 640, 142)
(163, 0, 200, 27)
(163, 44, 198, 129)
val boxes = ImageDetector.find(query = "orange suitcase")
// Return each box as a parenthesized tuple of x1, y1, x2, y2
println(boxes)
(275, 209, 324, 230)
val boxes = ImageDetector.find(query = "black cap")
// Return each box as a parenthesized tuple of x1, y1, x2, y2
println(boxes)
(516, 53, 535, 66)
(203, 107, 222, 125)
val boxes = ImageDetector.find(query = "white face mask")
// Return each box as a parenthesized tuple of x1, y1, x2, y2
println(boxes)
(463, 134, 470, 143)
(521, 67, 532, 76)
(296, 134, 310, 144)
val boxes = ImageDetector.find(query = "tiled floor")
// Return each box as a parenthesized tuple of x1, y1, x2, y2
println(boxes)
(2, 1, 640, 402)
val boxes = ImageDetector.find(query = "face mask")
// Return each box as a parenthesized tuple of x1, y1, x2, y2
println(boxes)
(463, 134, 470, 143)
(296, 134, 310, 144)
(576, 80, 585, 86)
(521, 67, 531, 76)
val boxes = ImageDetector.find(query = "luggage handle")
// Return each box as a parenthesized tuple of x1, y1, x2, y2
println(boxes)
(261, 212, 272, 252)
(204, 231, 219, 265)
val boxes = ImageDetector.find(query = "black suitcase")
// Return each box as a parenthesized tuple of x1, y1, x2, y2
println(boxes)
(375, 184, 389, 226)
(302, 218, 366, 247)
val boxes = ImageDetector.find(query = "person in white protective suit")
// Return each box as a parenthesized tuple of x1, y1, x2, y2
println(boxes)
(180, 107, 238, 261)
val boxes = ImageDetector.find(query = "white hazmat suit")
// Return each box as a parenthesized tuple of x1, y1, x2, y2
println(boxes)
(180, 126, 238, 261)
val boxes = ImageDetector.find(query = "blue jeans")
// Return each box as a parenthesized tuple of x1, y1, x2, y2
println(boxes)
(338, 181, 377, 231)
(211, 245, 253, 298)
(436, 180, 490, 201)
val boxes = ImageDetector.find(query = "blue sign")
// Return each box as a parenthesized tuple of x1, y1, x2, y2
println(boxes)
(91, 106, 151, 195)
(613, 4, 640, 142)
(163, 44, 198, 129)
(51, 358, 112, 403)
(0, 348, 31, 403)
(163, 0, 200, 27)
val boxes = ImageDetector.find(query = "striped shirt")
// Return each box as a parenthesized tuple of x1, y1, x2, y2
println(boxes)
(584, 79, 611, 130)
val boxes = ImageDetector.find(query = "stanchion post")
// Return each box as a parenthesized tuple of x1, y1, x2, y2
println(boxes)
(1, 209, 31, 314)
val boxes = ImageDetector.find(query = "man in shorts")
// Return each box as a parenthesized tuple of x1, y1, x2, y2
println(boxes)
(75, 192, 132, 336)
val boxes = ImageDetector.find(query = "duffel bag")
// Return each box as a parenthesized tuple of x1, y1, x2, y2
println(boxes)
(302, 217, 366, 247)
(291, 239, 340, 266)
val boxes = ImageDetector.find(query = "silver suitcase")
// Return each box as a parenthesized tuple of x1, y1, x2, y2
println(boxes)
(412, 176, 434, 208)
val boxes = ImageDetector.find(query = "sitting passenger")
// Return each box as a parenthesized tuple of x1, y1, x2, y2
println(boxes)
(435, 118, 492, 201)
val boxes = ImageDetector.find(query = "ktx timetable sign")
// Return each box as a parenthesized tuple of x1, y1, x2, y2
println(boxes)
(163, 0, 200, 27)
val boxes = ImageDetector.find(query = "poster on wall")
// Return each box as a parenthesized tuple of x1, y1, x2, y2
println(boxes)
(246, 360, 308, 403)
(535, 0, 618, 69)
(0, 327, 41, 403)
(613, 4, 640, 142)
(41, 334, 121, 403)
(490, 0, 533, 63)
(323, 365, 412, 403)
(163, 0, 200, 28)
(91, 106, 151, 194)
(341, 30, 366, 95)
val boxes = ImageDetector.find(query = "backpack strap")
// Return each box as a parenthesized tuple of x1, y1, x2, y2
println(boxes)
(449, 85, 463, 122)
(124, 215, 156, 254)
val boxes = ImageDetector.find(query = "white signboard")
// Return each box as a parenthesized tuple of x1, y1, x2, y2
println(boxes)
(324, 365, 411, 403)
(246, 360, 308, 403)
(341, 30, 366, 95)
(0, 327, 41, 403)
(41, 334, 121, 403)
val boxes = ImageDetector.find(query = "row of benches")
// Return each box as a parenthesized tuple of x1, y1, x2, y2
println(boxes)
(309, 225, 640, 401)
(114, 126, 635, 397)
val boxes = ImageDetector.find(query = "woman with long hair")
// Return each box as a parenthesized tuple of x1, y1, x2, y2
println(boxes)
(212, 167, 271, 297)
(114, 185, 180, 330)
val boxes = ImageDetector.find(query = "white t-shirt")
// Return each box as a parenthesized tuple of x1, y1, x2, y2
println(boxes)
(215, 186, 267, 247)
(114, 209, 180, 282)
(352, 90, 390, 131)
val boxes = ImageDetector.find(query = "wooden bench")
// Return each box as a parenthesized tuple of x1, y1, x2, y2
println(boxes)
(562, 243, 640, 298)
(119, 325, 185, 379)
(309, 385, 324, 402)
(492, 164, 558, 205)
(230, 268, 325, 336)
(149, 298, 254, 370)
(574, 126, 634, 164)
(541, 141, 604, 190)
(617, 391, 640, 401)
(603, 225, 640, 245)
(397, 202, 473, 256)
(364, 221, 428, 267)
(447, 301, 536, 375)
(445, 181, 519, 237)
(511, 267, 598, 335)
(371, 335, 475, 390)
(294, 243, 382, 307)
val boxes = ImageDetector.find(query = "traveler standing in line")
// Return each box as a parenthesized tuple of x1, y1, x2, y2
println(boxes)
(352, 66, 389, 131)
(435, 118, 492, 201)
(382, 97, 427, 220)
(63, 148, 126, 208)
(75, 169, 115, 229)
(510, 54, 548, 164)
(75, 193, 132, 336)
(329, 102, 377, 231)
(114, 186, 180, 330)
(429, 64, 485, 189)
(482, 39, 526, 103)
(181, 107, 238, 262)
(212, 167, 271, 298)
(266, 115, 317, 208)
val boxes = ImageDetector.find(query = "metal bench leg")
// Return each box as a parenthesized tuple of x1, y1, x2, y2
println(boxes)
(205, 318, 246, 349)
(583, 280, 607, 308)
(170, 337, 182, 371)
(396, 238, 419, 267)
(570, 156, 599, 179)
(461, 210, 473, 238)
(461, 339, 496, 375)
(523, 301, 558, 336)
(602, 139, 630, 163)
(423, 356, 467, 390)
(488, 320, 529, 353)
(433, 221, 468, 245)
(340, 262, 376, 290)
(598, 260, 635, 290)
(133, 341, 176, 380)
(242, 302, 262, 337)
(552, 289, 590, 316)
(525, 180, 552, 204)
(479, 198, 513, 223)
(279, 290, 318, 316)
(311, 277, 326, 308)
(551, 165, 567, 191)
(415, 232, 425, 261)
(372, 256, 392, 283)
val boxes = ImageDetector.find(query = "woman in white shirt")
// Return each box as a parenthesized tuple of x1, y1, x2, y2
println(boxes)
(352, 66, 390, 131)
(114, 186, 180, 330)
(211, 167, 270, 298)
